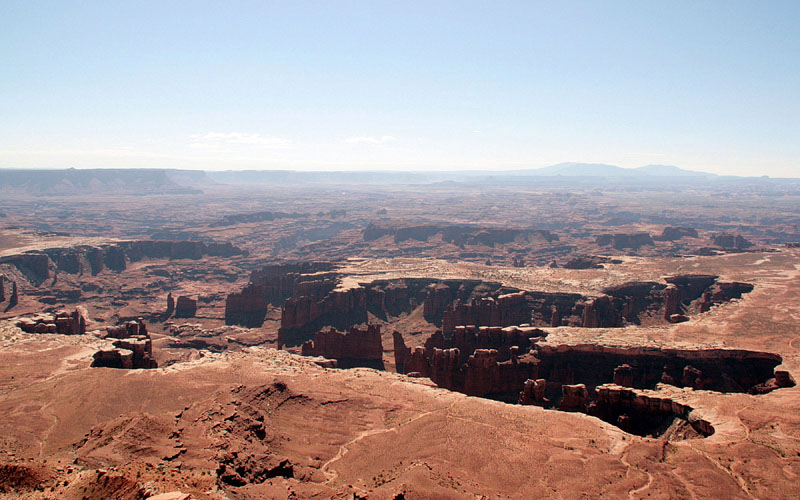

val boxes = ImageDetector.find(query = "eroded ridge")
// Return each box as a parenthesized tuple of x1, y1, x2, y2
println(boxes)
(394, 326, 794, 439)
(225, 261, 754, 348)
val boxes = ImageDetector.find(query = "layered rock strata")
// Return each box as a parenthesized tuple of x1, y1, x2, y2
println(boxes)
(299, 325, 384, 369)
(91, 319, 157, 369)
(15, 308, 87, 335)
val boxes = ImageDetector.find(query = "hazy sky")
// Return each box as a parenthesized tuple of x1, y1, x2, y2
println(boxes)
(1, 1, 799, 176)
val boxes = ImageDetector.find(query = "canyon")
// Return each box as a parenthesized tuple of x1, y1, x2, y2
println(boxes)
(1, 170, 800, 499)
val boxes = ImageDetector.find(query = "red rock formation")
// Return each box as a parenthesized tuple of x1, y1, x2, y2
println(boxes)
(589, 384, 715, 437)
(663, 284, 679, 320)
(393, 331, 411, 371)
(175, 295, 197, 318)
(363, 221, 558, 246)
(595, 233, 655, 250)
(15, 308, 86, 335)
(93, 319, 157, 369)
(750, 370, 796, 394)
(580, 295, 621, 328)
(711, 233, 753, 249)
(533, 342, 785, 394)
(278, 286, 367, 347)
(225, 284, 268, 327)
(561, 255, 611, 269)
(669, 314, 689, 323)
(0, 253, 51, 284)
(696, 281, 754, 312)
(654, 226, 699, 241)
(394, 325, 544, 377)
(422, 283, 452, 321)
(559, 384, 588, 412)
(166, 292, 175, 317)
(442, 291, 530, 334)
(403, 346, 431, 377)
(550, 307, 560, 327)
(518, 378, 549, 407)
(300, 325, 384, 369)
(613, 364, 634, 387)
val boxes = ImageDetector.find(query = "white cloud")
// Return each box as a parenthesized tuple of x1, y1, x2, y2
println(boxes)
(344, 135, 396, 145)
(189, 132, 291, 148)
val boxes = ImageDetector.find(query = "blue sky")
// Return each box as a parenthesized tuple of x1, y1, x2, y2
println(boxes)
(1, 1, 798, 175)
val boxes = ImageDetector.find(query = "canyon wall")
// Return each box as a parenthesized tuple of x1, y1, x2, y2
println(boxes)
(0, 240, 247, 284)
(299, 324, 384, 369)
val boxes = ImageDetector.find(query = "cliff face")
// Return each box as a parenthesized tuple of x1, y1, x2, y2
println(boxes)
(225, 284, 268, 327)
(586, 384, 715, 437)
(224, 262, 338, 328)
(175, 296, 197, 318)
(300, 325, 384, 369)
(0, 240, 247, 284)
(595, 232, 655, 250)
(394, 325, 546, 373)
(441, 291, 531, 334)
(279, 287, 367, 347)
(530, 343, 787, 399)
(394, 325, 546, 399)
(272, 274, 514, 346)
(229, 263, 754, 346)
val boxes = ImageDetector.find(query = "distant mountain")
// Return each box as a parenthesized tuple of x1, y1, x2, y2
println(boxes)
(635, 164, 715, 177)
(527, 162, 632, 176)
(0, 168, 205, 195)
(509, 162, 716, 177)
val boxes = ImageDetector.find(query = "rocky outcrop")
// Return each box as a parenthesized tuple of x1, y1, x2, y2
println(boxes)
(613, 364, 634, 387)
(750, 370, 797, 394)
(424, 347, 538, 400)
(92, 319, 157, 369)
(561, 255, 615, 269)
(9, 281, 17, 308)
(518, 378, 549, 407)
(166, 293, 175, 317)
(394, 325, 545, 374)
(588, 384, 715, 437)
(559, 384, 589, 412)
(224, 262, 338, 327)
(442, 292, 531, 334)
(1, 241, 246, 284)
(711, 233, 753, 249)
(531, 342, 786, 396)
(300, 325, 384, 369)
(175, 296, 197, 318)
(266, 270, 754, 348)
(15, 308, 87, 335)
(363, 221, 558, 246)
(279, 287, 367, 347)
(0, 275, 4, 302)
(654, 227, 699, 241)
(248, 262, 337, 303)
(394, 325, 545, 400)
(595, 233, 655, 250)
(273, 274, 513, 345)
(225, 284, 268, 327)
(0, 253, 51, 284)
(696, 281, 754, 313)
(422, 283, 453, 323)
